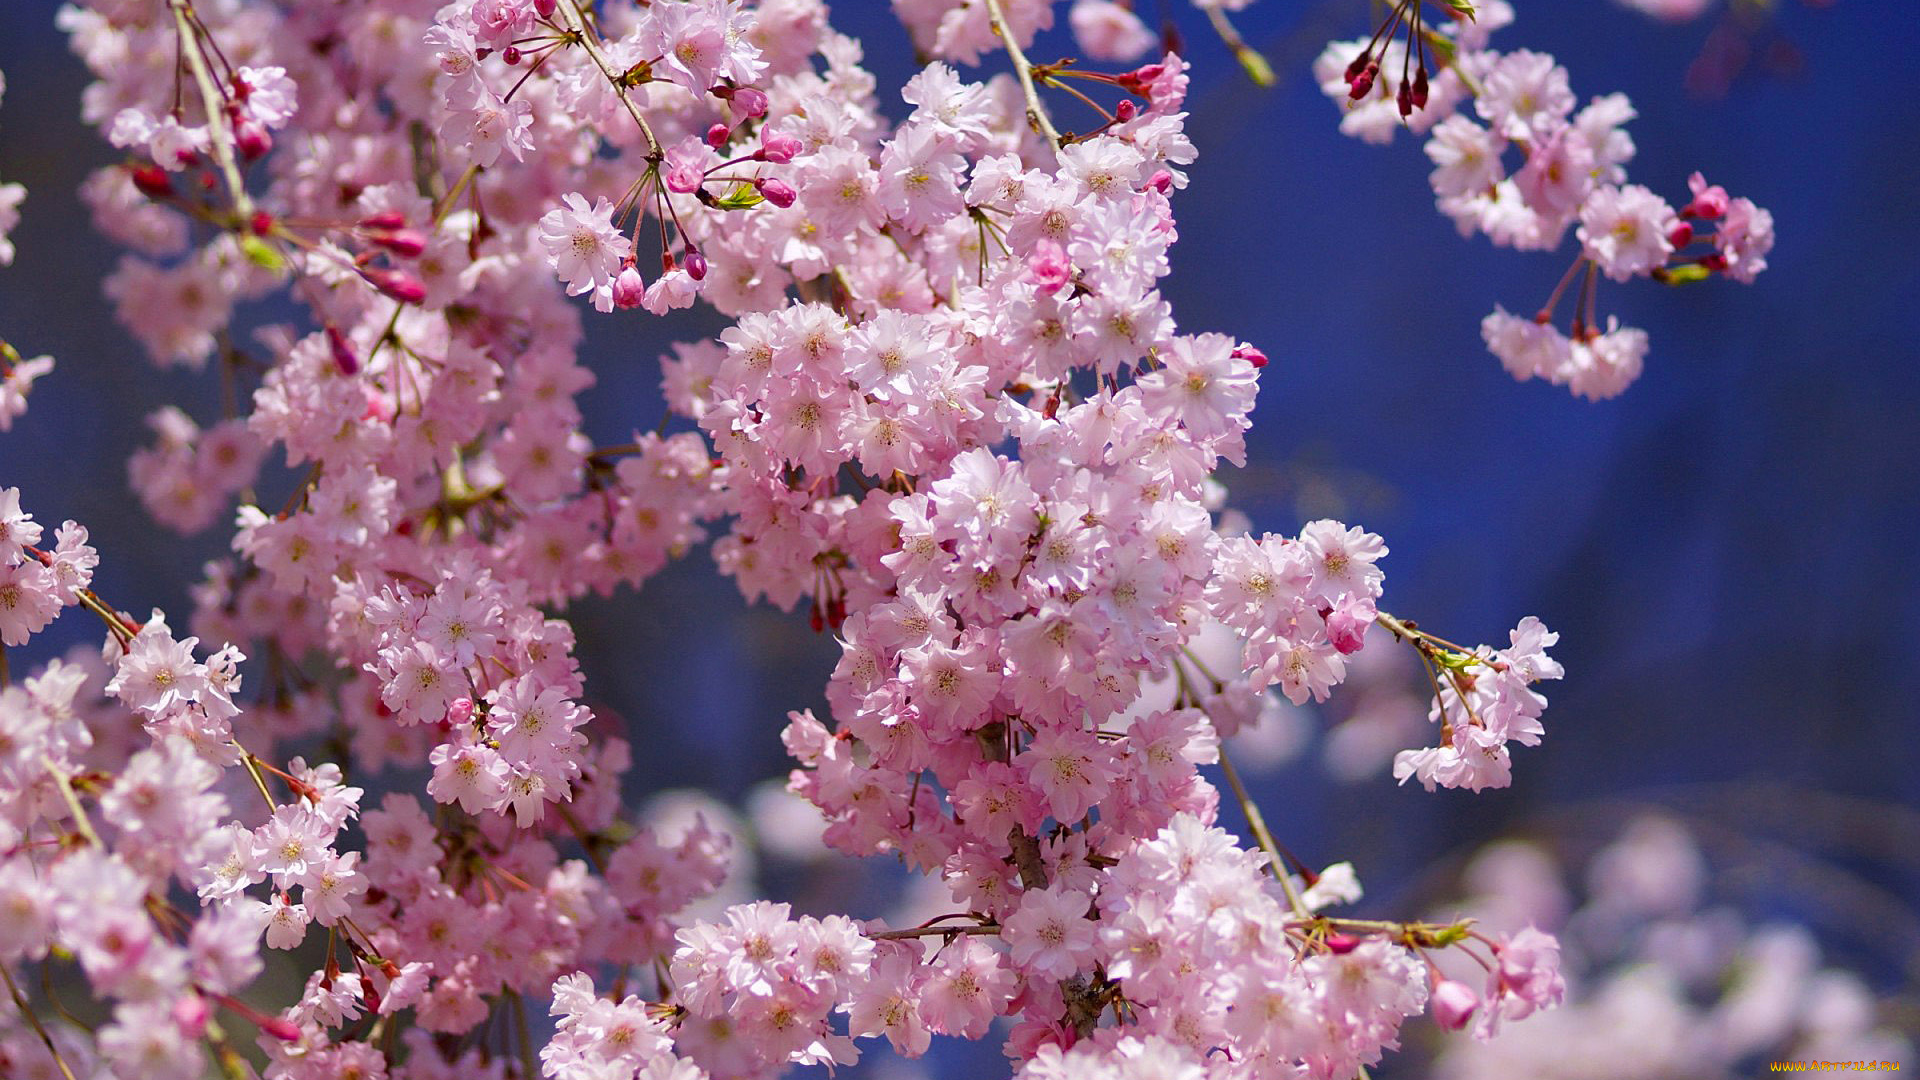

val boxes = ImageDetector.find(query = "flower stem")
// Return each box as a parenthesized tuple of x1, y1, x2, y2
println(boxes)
(983, 0, 1063, 153)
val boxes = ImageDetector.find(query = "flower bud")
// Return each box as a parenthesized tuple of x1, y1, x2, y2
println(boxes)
(754, 177, 796, 208)
(172, 995, 210, 1038)
(258, 1016, 303, 1042)
(249, 210, 274, 236)
(1027, 238, 1070, 295)
(684, 248, 708, 281)
(363, 266, 427, 304)
(730, 86, 769, 118)
(359, 211, 407, 230)
(757, 131, 802, 165)
(1323, 933, 1362, 954)
(1326, 597, 1373, 655)
(235, 121, 273, 160)
(130, 164, 173, 198)
(613, 263, 646, 309)
(371, 228, 428, 258)
(447, 697, 475, 725)
(326, 325, 361, 375)
(706, 122, 732, 149)
(1431, 979, 1479, 1030)
(1349, 62, 1378, 100)
(1667, 221, 1694, 248)
(1115, 99, 1138, 123)
(533, 0, 556, 15)
(1231, 344, 1269, 368)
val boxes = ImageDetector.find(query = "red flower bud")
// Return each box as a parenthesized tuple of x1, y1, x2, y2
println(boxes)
(371, 228, 428, 258)
(326, 325, 360, 375)
(130, 164, 173, 198)
(235, 122, 273, 160)
(362, 266, 427, 304)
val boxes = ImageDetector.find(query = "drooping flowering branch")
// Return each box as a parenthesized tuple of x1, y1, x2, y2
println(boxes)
(0, 0, 1787, 1076)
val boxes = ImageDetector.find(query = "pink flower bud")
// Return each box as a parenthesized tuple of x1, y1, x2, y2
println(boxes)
(757, 131, 802, 165)
(371, 228, 428, 258)
(533, 0, 556, 15)
(1667, 221, 1694, 248)
(613, 263, 646, 309)
(235, 121, 273, 160)
(172, 995, 210, 1038)
(1232, 344, 1269, 368)
(359, 211, 407, 230)
(1148, 169, 1174, 194)
(684, 248, 708, 281)
(249, 210, 274, 236)
(1684, 172, 1730, 219)
(502, 46, 523, 65)
(1326, 595, 1374, 655)
(1323, 933, 1362, 954)
(362, 266, 427, 304)
(446, 697, 475, 725)
(706, 123, 732, 149)
(1431, 979, 1479, 1030)
(326, 325, 360, 375)
(1115, 99, 1138, 122)
(362, 382, 395, 423)
(258, 1016, 303, 1042)
(730, 86, 769, 118)
(1026, 238, 1071, 295)
(754, 177, 796, 208)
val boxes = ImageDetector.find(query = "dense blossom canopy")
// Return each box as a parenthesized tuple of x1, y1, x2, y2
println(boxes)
(0, 0, 1782, 1078)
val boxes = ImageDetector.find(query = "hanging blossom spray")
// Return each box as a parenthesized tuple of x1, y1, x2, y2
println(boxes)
(0, 0, 1771, 1077)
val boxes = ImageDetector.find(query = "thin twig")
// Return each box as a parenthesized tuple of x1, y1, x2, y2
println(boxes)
(168, 0, 255, 222)
(982, 0, 1062, 153)
(558, 0, 664, 160)
(41, 755, 102, 849)
(3, 965, 80, 1080)
(869, 922, 1001, 941)
(1217, 746, 1311, 917)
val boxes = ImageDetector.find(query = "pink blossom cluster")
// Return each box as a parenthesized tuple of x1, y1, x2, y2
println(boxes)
(1318, 1, 1775, 398)
(0, 0, 1792, 1076)
(0, 489, 97, 646)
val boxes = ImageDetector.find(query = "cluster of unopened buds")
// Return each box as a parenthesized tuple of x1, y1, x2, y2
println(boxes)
(0, 0, 1777, 1077)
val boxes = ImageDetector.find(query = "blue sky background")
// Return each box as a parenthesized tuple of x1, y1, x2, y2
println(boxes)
(0, 0, 1915, 1065)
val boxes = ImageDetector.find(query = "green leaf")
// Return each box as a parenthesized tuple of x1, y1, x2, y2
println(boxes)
(1444, 0, 1478, 18)
(712, 183, 765, 211)
(1657, 263, 1713, 285)
(1235, 45, 1277, 88)
(240, 234, 284, 272)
